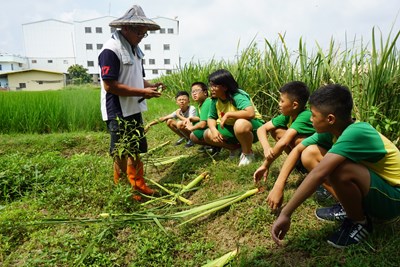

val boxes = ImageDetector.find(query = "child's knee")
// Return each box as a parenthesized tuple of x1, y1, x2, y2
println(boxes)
(233, 119, 252, 133)
(271, 128, 286, 141)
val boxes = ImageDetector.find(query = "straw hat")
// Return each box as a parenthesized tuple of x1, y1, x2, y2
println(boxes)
(109, 5, 160, 30)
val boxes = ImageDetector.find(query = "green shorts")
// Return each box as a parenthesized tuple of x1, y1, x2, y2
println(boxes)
(218, 118, 264, 144)
(193, 129, 206, 140)
(363, 170, 400, 220)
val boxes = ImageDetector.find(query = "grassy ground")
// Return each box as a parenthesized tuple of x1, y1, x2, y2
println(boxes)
(1, 97, 400, 267)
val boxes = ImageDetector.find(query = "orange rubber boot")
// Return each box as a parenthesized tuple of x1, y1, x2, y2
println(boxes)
(127, 161, 154, 195)
(113, 161, 121, 184)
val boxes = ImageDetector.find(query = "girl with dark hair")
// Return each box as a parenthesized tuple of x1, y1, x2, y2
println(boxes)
(204, 69, 264, 166)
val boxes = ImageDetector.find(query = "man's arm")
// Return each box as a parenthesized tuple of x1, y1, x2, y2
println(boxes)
(103, 80, 161, 98)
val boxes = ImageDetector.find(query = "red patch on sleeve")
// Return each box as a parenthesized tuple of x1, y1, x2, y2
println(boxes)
(101, 66, 110, 76)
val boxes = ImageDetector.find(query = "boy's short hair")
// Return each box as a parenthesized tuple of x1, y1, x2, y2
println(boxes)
(279, 81, 310, 109)
(175, 91, 190, 99)
(191, 82, 209, 96)
(309, 84, 353, 120)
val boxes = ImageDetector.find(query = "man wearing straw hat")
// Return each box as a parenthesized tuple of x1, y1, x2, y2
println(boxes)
(99, 5, 163, 198)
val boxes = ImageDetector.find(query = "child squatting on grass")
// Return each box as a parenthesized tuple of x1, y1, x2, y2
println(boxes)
(253, 81, 315, 193)
(148, 91, 197, 148)
(184, 82, 219, 152)
(203, 69, 265, 166)
(271, 84, 400, 248)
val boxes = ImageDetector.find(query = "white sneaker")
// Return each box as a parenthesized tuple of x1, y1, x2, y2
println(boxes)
(238, 153, 255, 166)
(229, 148, 242, 160)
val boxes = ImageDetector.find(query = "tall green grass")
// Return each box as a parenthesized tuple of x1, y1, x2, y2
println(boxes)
(160, 28, 400, 141)
(0, 86, 104, 133)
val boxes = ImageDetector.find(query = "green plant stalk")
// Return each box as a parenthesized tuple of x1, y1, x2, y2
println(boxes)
(172, 194, 241, 218)
(142, 140, 171, 155)
(202, 248, 238, 267)
(152, 155, 190, 166)
(176, 188, 259, 226)
(147, 178, 194, 205)
(180, 171, 209, 194)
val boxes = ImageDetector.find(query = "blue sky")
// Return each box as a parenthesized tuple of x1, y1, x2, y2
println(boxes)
(1, 0, 399, 64)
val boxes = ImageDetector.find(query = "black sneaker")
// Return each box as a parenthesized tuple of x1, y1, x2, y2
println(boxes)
(315, 203, 347, 221)
(327, 217, 373, 248)
(198, 146, 206, 152)
(185, 140, 195, 148)
(315, 185, 333, 202)
(207, 146, 221, 155)
(295, 159, 308, 174)
(174, 137, 186, 146)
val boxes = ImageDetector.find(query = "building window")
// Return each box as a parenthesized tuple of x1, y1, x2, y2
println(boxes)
(152, 69, 158, 74)
(48, 60, 53, 63)
(164, 59, 171, 65)
(85, 27, 92, 33)
(149, 59, 155, 65)
(0, 64, 2, 71)
(144, 44, 151, 50)
(32, 60, 37, 63)
(63, 60, 68, 64)
(149, 30, 156, 34)
(95, 27, 102, 33)
(97, 44, 103, 50)
(11, 64, 14, 70)
(160, 28, 166, 34)
(87, 61, 94, 67)
(18, 63, 23, 67)
(163, 44, 170, 51)
(142, 59, 146, 65)
(166, 70, 172, 74)
(168, 28, 174, 34)
(19, 83, 26, 89)
(86, 44, 93, 50)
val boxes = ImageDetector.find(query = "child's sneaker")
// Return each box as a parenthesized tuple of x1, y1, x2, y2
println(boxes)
(207, 146, 222, 155)
(315, 203, 347, 221)
(327, 217, 372, 248)
(184, 140, 195, 147)
(294, 159, 308, 174)
(229, 148, 242, 160)
(315, 185, 333, 202)
(238, 153, 255, 166)
(174, 137, 186, 146)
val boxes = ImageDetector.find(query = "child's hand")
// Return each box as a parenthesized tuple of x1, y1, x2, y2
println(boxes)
(211, 130, 224, 143)
(264, 147, 275, 160)
(253, 166, 269, 184)
(267, 187, 284, 211)
(219, 112, 231, 129)
(271, 213, 291, 246)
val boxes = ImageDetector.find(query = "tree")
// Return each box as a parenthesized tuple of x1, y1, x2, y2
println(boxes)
(67, 64, 93, 84)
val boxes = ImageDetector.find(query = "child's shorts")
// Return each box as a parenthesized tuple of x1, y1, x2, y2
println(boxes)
(217, 118, 264, 144)
(193, 128, 206, 140)
(363, 170, 400, 221)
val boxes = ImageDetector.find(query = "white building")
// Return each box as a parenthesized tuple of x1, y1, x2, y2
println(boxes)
(0, 53, 28, 88)
(22, 16, 180, 81)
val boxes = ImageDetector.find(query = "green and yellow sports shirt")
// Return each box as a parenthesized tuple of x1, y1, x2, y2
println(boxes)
(271, 109, 315, 136)
(208, 89, 263, 125)
(302, 122, 400, 186)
